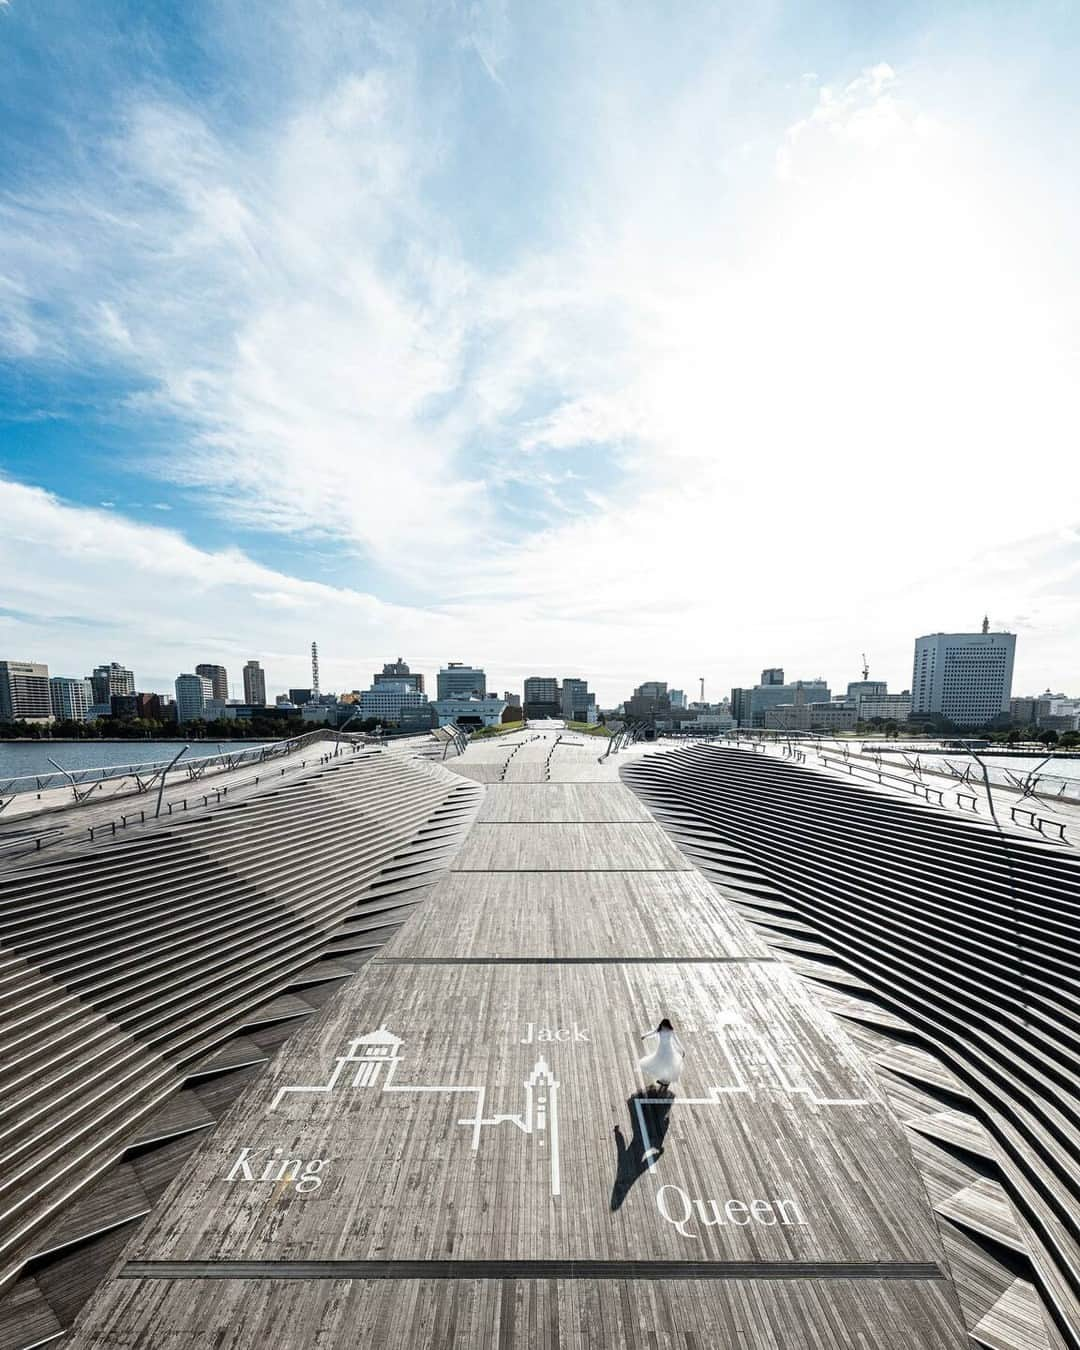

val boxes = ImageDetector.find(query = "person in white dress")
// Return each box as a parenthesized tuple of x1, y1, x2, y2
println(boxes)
(638, 1018, 685, 1094)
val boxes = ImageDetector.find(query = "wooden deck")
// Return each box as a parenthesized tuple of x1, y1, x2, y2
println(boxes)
(67, 731, 969, 1348)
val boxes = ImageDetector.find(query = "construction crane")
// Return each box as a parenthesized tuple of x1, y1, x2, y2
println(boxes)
(861, 653, 870, 681)
(311, 641, 320, 699)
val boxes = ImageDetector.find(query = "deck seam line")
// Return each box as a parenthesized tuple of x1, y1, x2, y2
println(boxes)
(372, 956, 778, 965)
(119, 1259, 947, 1282)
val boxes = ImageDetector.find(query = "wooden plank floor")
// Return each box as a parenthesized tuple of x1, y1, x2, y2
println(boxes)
(68, 731, 969, 1348)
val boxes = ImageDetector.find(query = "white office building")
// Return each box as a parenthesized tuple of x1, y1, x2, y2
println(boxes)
(358, 680, 430, 726)
(0, 660, 53, 724)
(50, 676, 94, 722)
(433, 695, 508, 728)
(858, 692, 912, 723)
(437, 663, 487, 700)
(911, 627, 1015, 726)
(175, 673, 213, 724)
(90, 662, 135, 703)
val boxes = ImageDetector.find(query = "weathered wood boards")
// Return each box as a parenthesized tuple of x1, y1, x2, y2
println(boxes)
(67, 733, 970, 1348)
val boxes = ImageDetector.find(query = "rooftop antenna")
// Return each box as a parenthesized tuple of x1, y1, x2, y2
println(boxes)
(311, 641, 320, 698)
(699, 676, 705, 703)
(861, 653, 870, 681)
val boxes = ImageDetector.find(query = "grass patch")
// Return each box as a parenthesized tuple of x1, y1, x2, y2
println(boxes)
(566, 721, 612, 737)
(469, 720, 524, 739)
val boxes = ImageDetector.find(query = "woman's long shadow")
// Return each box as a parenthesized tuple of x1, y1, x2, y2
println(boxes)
(610, 1090, 673, 1211)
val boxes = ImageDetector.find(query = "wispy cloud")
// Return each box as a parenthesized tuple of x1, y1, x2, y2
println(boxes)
(2, 1, 1080, 696)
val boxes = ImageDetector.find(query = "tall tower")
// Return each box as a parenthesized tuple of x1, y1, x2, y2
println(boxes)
(311, 641, 320, 698)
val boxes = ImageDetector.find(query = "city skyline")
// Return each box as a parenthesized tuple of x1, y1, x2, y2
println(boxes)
(1, 4, 1078, 703)
(2, 620, 1068, 712)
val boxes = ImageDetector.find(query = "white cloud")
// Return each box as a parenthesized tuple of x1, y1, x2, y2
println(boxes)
(2, 11, 1080, 698)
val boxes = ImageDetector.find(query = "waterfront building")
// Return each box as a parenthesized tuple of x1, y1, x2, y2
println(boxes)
(763, 682, 853, 732)
(503, 691, 521, 708)
(109, 693, 140, 719)
(134, 692, 168, 721)
(858, 692, 912, 723)
(846, 680, 887, 701)
(174, 673, 213, 723)
(89, 662, 134, 704)
(560, 677, 597, 723)
(242, 660, 267, 706)
(433, 694, 508, 728)
(49, 675, 93, 722)
(624, 681, 671, 723)
(754, 679, 829, 726)
(765, 700, 858, 732)
(523, 675, 562, 719)
(374, 658, 424, 693)
(358, 680, 430, 727)
(437, 663, 486, 700)
(195, 663, 229, 700)
(0, 660, 52, 724)
(730, 673, 830, 728)
(911, 625, 1016, 726)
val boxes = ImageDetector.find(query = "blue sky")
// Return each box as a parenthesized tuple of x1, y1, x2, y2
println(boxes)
(2, 0, 1078, 701)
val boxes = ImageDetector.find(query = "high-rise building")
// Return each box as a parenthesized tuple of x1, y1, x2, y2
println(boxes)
(358, 679, 431, 729)
(846, 680, 887, 701)
(437, 663, 486, 700)
(750, 678, 828, 727)
(242, 660, 267, 706)
(625, 681, 671, 722)
(561, 677, 594, 722)
(523, 676, 561, 719)
(289, 688, 314, 706)
(175, 673, 213, 724)
(730, 673, 830, 727)
(50, 675, 94, 722)
(0, 660, 52, 723)
(195, 664, 229, 701)
(374, 658, 424, 693)
(669, 689, 687, 709)
(911, 627, 1016, 726)
(730, 687, 753, 727)
(90, 662, 135, 704)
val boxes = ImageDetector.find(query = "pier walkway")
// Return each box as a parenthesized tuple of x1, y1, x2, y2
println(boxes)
(68, 729, 968, 1348)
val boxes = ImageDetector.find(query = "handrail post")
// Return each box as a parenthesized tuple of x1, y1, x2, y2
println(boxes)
(155, 745, 190, 819)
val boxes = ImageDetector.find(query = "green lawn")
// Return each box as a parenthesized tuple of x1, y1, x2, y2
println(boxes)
(469, 720, 524, 739)
(565, 721, 612, 737)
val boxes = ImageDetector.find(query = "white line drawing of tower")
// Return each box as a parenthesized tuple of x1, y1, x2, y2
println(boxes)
(269, 1028, 563, 1198)
(349, 1026, 404, 1087)
(270, 1025, 403, 1107)
(524, 1058, 560, 1196)
(632, 1011, 868, 1174)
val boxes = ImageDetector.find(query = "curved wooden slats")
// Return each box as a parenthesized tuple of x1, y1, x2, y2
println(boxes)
(622, 743, 1080, 1349)
(0, 747, 480, 1347)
